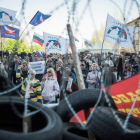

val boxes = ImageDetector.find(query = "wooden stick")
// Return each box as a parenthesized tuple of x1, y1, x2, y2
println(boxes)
(23, 110, 31, 133)
(67, 24, 95, 139)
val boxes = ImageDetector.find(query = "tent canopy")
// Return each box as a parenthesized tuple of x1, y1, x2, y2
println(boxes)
(78, 41, 118, 54)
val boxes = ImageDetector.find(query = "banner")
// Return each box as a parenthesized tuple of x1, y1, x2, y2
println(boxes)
(69, 73, 140, 123)
(103, 14, 137, 48)
(84, 39, 94, 47)
(43, 32, 69, 54)
(30, 11, 51, 26)
(28, 61, 45, 74)
(0, 7, 17, 25)
(1, 25, 19, 40)
(107, 73, 140, 118)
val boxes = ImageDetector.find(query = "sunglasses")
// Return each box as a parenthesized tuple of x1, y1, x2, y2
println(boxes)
(23, 65, 26, 67)
(47, 71, 51, 73)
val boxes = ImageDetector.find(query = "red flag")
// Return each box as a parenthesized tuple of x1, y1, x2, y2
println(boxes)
(108, 73, 140, 118)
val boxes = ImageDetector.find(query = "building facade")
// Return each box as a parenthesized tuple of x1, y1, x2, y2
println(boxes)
(126, 17, 140, 53)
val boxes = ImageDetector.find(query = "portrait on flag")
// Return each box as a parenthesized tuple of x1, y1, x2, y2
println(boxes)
(84, 39, 94, 47)
(1, 25, 19, 40)
(0, 7, 18, 25)
(43, 32, 69, 54)
(30, 11, 51, 26)
(103, 14, 137, 48)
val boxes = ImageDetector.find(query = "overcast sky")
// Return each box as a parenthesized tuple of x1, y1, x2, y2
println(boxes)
(0, 0, 140, 48)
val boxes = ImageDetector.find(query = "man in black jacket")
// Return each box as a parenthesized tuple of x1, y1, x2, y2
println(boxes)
(121, 63, 137, 80)
(12, 58, 21, 85)
(103, 64, 117, 87)
(129, 54, 136, 65)
(81, 63, 89, 88)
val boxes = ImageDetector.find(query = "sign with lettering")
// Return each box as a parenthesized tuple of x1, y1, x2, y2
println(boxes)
(107, 73, 140, 118)
(103, 14, 137, 48)
(28, 61, 45, 74)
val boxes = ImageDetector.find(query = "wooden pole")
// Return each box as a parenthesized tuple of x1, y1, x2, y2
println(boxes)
(67, 24, 95, 139)
(67, 24, 85, 89)
(23, 110, 31, 133)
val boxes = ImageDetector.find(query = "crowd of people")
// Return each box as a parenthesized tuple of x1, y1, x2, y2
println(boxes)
(0, 52, 138, 104)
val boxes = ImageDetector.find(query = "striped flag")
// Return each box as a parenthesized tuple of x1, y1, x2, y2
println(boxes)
(73, 36, 79, 42)
(33, 32, 44, 46)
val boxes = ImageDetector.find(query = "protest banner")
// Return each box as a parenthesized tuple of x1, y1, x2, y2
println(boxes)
(103, 14, 137, 48)
(28, 61, 45, 74)
(43, 32, 69, 54)
(70, 73, 140, 123)
(0, 7, 20, 26)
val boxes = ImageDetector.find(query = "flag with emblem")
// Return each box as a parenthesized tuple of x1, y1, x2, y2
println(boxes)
(0, 7, 20, 26)
(103, 14, 137, 48)
(84, 39, 94, 47)
(1, 25, 19, 40)
(43, 32, 69, 54)
(30, 11, 51, 26)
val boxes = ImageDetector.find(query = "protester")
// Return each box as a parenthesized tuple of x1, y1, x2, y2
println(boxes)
(12, 57, 21, 85)
(66, 65, 76, 83)
(115, 54, 125, 80)
(81, 63, 89, 88)
(0, 62, 8, 78)
(121, 63, 137, 80)
(16, 69, 42, 103)
(99, 60, 105, 72)
(104, 56, 114, 67)
(86, 63, 101, 89)
(103, 64, 117, 87)
(18, 61, 28, 78)
(44, 59, 55, 74)
(57, 66, 78, 100)
(41, 68, 59, 104)
(132, 57, 139, 72)
(86, 54, 92, 71)
(129, 54, 136, 64)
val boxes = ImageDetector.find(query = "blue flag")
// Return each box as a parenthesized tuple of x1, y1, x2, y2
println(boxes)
(1, 25, 19, 40)
(30, 11, 51, 26)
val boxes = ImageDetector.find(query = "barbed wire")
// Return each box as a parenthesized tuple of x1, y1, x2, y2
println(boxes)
(0, 0, 140, 134)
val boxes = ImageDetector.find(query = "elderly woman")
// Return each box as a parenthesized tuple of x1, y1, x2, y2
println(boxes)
(86, 63, 101, 89)
(16, 68, 42, 103)
(41, 68, 59, 104)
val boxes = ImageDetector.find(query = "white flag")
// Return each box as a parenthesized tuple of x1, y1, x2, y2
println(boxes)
(84, 39, 94, 47)
(139, 35, 140, 51)
(0, 7, 20, 26)
(103, 14, 137, 48)
(43, 32, 69, 54)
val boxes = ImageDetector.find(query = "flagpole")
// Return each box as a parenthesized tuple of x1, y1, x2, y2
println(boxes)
(12, 11, 39, 54)
(19, 11, 39, 40)
(0, 26, 3, 61)
(100, 14, 108, 62)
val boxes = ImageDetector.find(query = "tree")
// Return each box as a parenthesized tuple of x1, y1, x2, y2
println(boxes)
(3, 39, 30, 53)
